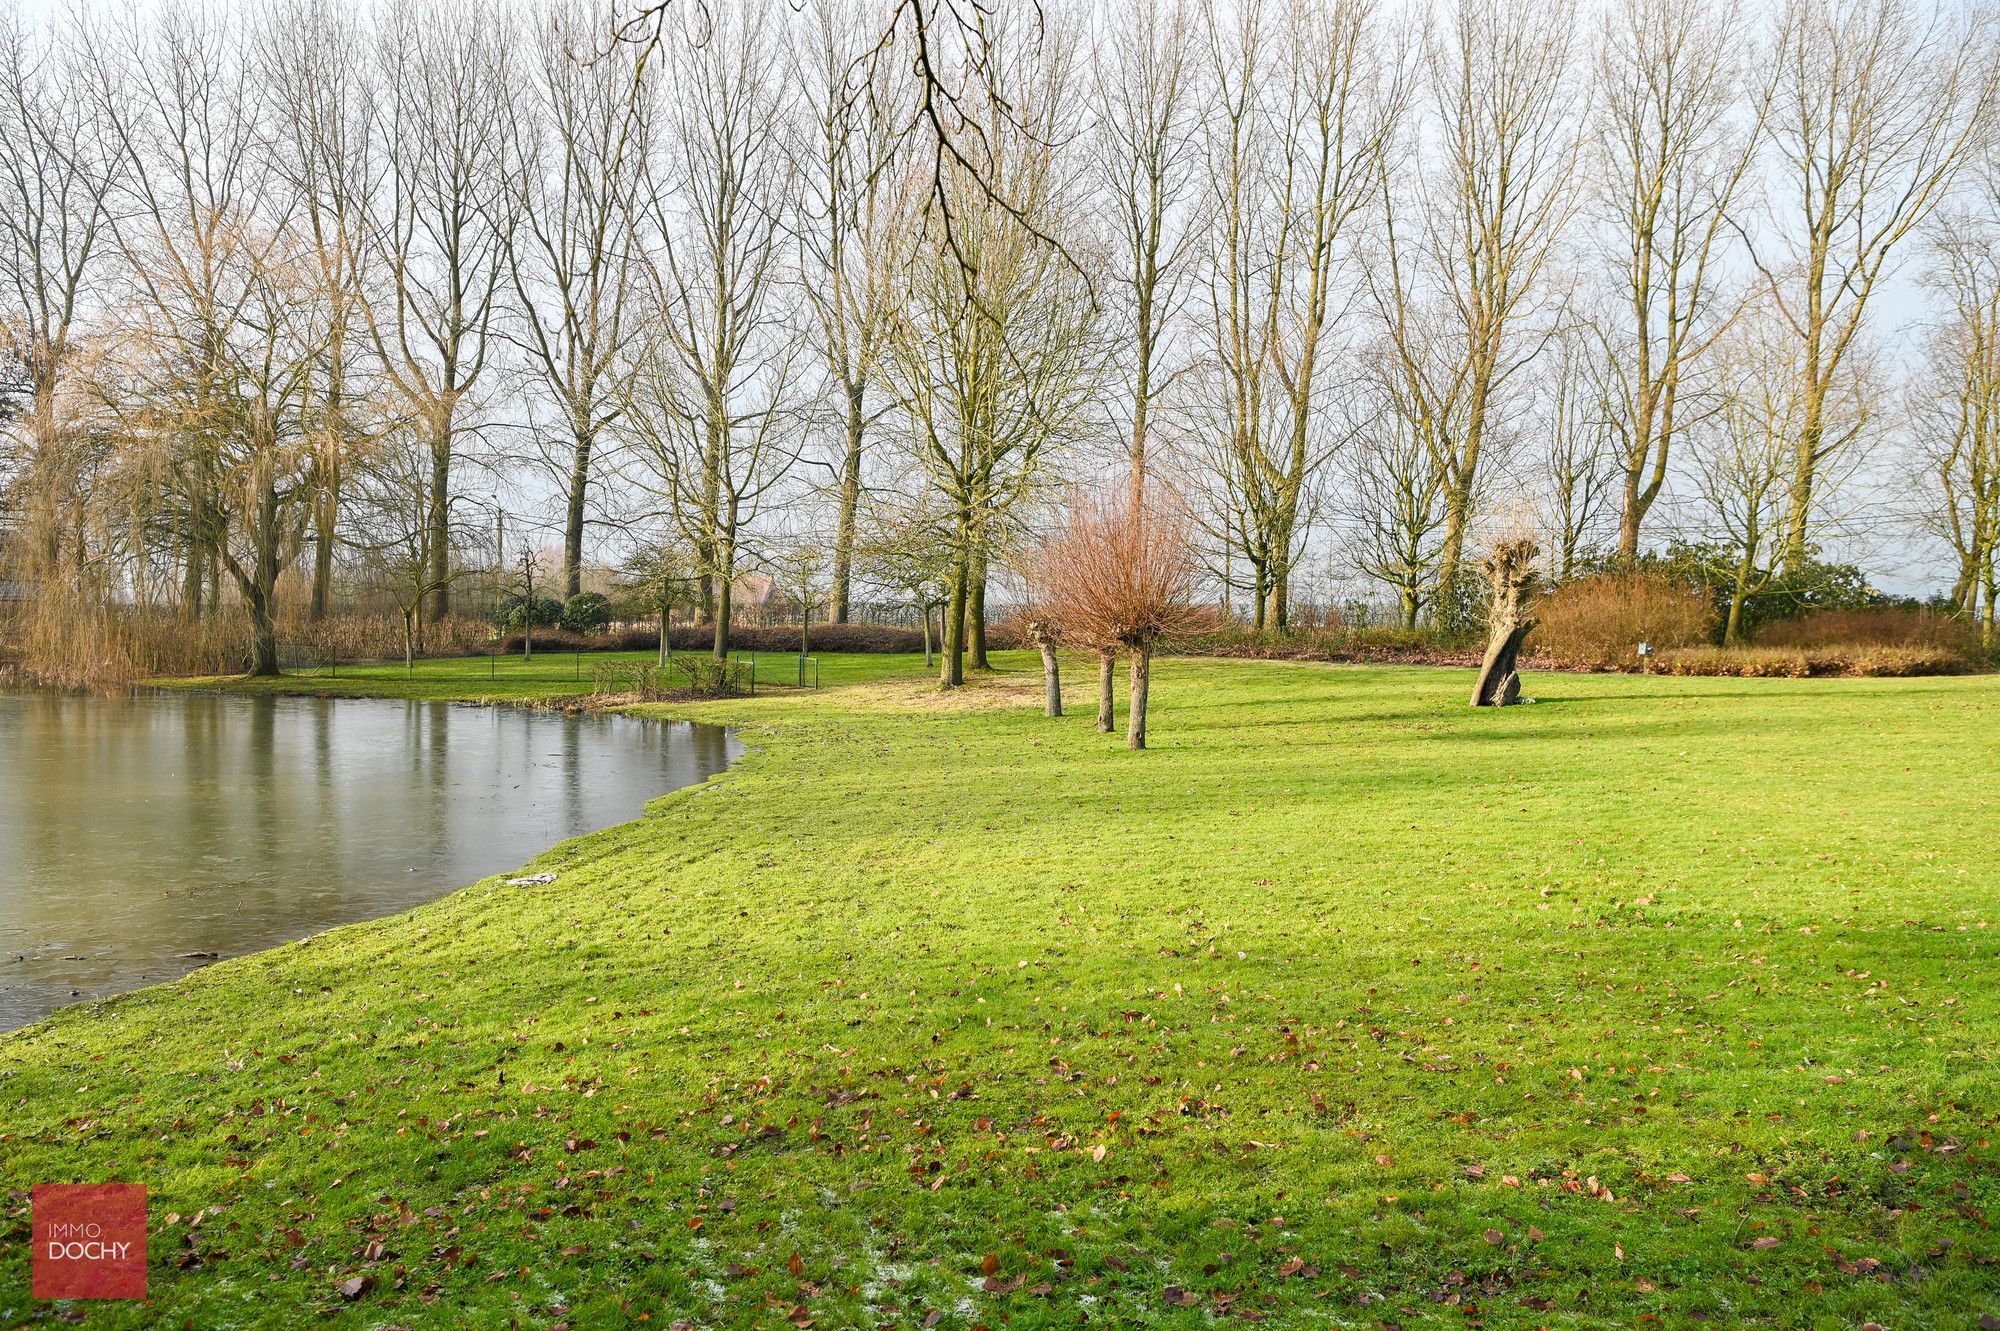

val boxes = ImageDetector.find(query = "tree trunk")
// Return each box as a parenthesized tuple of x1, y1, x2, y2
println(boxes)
(711, 570, 733, 660)
(247, 602, 279, 677)
(969, 547, 989, 669)
(920, 600, 934, 667)
(309, 473, 338, 621)
(1617, 463, 1645, 563)
(831, 384, 864, 623)
(1127, 645, 1151, 750)
(940, 556, 967, 688)
(1724, 558, 1753, 646)
(659, 607, 670, 667)
(1436, 485, 1472, 617)
(563, 422, 591, 599)
(1096, 649, 1115, 732)
(1470, 539, 1538, 707)
(427, 425, 452, 621)
(1038, 641, 1062, 717)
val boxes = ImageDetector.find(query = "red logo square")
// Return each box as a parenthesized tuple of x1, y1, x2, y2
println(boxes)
(31, 1184, 147, 1300)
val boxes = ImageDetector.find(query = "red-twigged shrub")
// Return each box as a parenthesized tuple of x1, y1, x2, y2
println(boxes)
(1529, 572, 1713, 667)
(1027, 489, 1209, 749)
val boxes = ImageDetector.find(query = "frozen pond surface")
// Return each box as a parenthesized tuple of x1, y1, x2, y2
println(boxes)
(0, 689, 738, 1029)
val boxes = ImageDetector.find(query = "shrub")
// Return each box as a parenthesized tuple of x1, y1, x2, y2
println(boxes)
(559, 591, 613, 634)
(669, 655, 745, 697)
(1657, 646, 1814, 678)
(1530, 571, 1713, 667)
(494, 594, 562, 633)
(1615, 542, 1874, 638)
(1165, 623, 1477, 663)
(1657, 644, 1973, 678)
(1757, 606, 1979, 654)
(1845, 645, 1975, 677)
(591, 661, 675, 700)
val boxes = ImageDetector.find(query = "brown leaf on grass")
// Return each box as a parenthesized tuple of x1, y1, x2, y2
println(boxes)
(788, 1251, 803, 1276)
(981, 1253, 1000, 1277)
(1375, 1154, 1394, 1168)
(334, 1275, 373, 1300)
(1162, 1286, 1198, 1306)
(1483, 1229, 1503, 1245)
(1750, 1236, 1781, 1250)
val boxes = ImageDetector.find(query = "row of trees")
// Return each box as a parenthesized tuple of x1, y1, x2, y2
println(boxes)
(4, 0, 1999, 680)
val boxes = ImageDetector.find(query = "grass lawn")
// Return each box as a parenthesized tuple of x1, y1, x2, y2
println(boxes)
(3, 653, 1996, 1329)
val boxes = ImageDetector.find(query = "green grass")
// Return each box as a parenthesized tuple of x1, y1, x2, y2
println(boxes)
(3, 654, 1997, 1329)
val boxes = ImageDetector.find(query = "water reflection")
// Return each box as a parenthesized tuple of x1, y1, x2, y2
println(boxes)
(0, 690, 739, 1030)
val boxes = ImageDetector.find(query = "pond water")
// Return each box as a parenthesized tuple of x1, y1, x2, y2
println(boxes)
(0, 690, 739, 1031)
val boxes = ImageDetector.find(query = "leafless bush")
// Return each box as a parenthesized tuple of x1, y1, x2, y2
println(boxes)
(1029, 489, 1206, 749)
(1530, 572, 1713, 667)
(1756, 607, 1980, 653)
(1657, 644, 1974, 677)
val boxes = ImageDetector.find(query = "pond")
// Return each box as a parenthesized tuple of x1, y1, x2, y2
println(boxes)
(0, 690, 739, 1031)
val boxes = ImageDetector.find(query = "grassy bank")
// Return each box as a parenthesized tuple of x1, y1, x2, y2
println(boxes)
(3, 654, 1997, 1329)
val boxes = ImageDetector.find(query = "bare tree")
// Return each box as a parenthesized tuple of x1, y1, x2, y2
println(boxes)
(623, 0, 805, 660)
(1537, 326, 1620, 581)
(503, 0, 652, 599)
(1690, 307, 1852, 643)
(1198, 0, 1402, 632)
(344, 416, 480, 668)
(254, 0, 378, 621)
(1344, 387, 1447, 627)
(1914, 203, 2000, 643)
(369, 0, 514, 623)
(94, 3, 325, 674)
(1591, 0, 1768, 562)
(0, 8, 118, 602)
(879, 17, 1099, 687)
(787, 0, 909, 626)
(1095, 0, 1203, 503)
(1374, 0, 1581, 604)
(856, 494, 955, 665)
(1758, 0, 2000, 574)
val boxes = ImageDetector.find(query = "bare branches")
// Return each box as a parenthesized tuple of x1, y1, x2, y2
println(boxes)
(1759, 0, 2000, 572)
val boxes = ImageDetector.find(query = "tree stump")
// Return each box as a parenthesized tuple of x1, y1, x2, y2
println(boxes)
(1471, 538, 1539, 708)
